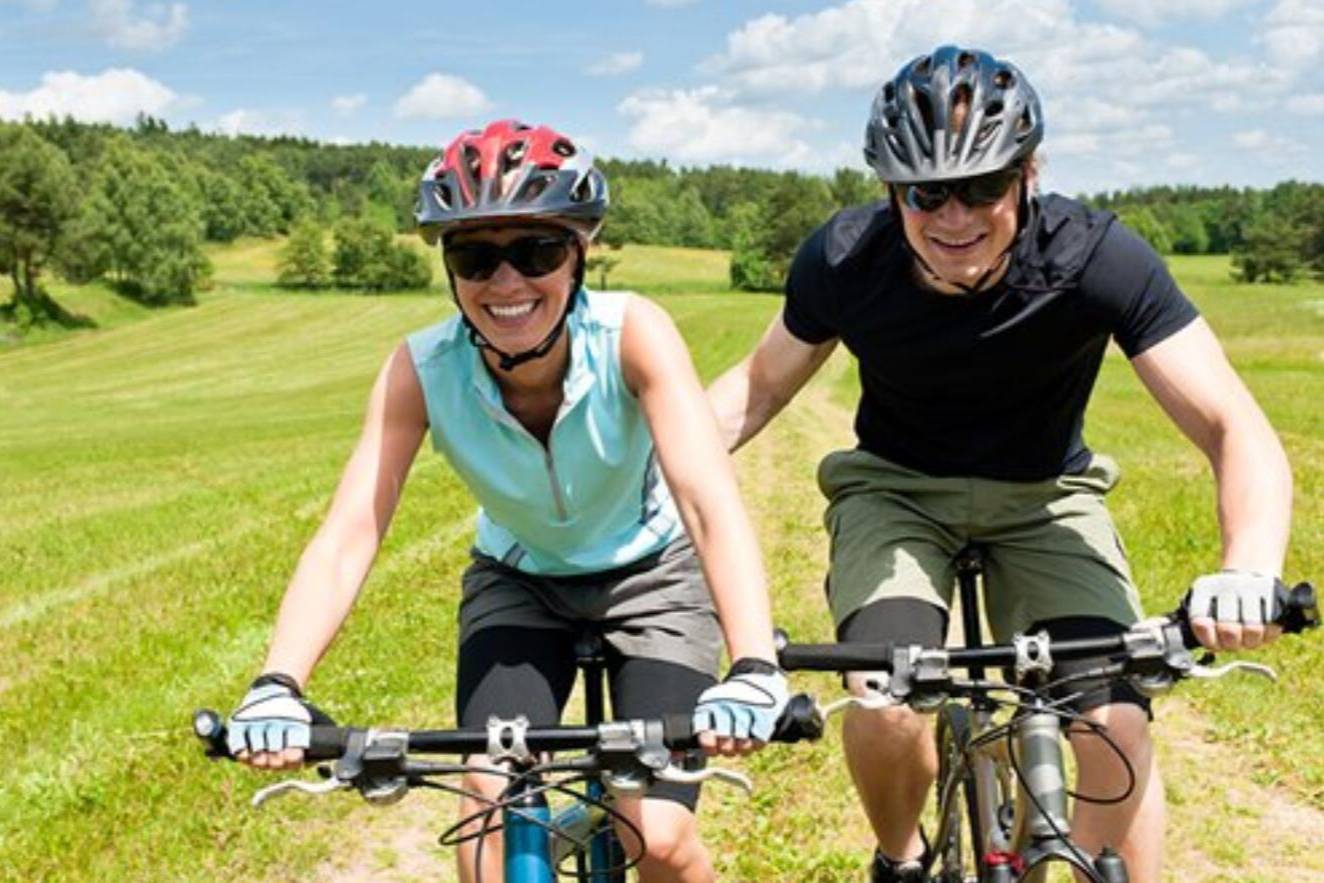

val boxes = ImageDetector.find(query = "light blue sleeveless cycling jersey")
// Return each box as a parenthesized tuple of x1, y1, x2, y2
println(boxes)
(406, 289, 682, 575)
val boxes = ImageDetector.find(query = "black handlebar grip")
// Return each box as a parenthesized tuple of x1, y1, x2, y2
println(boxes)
(771, 693, 824, 744)
(1280, 582, 1319, 634)
(193, 708, 232, 759)
(662, 712, 699, 750)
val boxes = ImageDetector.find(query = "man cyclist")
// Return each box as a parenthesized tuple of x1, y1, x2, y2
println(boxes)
(223, 119, 790, 883)
(706, 46, 1292, 883)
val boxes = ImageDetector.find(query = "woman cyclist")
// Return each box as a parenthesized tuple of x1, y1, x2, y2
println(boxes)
(224, 119, 790, 883)
(707, 46, 1292, 883)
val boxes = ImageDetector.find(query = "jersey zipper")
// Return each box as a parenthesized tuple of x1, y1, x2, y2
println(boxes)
(478, 397, 570, 522)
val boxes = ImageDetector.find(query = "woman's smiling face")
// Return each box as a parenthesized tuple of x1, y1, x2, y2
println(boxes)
(446, 223, 580, 355)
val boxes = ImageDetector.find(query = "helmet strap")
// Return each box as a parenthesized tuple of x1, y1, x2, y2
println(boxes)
(445, 239, 586, 372)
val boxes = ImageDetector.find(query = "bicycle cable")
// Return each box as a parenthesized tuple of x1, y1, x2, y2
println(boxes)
(431, 764, 647, 882)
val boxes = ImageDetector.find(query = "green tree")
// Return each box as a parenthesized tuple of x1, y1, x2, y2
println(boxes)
(728, 202, 778, 291)
(1116, 206, 1173, 255)
(197, 169, 247, 242)
(78, 138, 211, 303)
(277, 217, 331, 288)
(0, 127, 81, 324)
(830, 168, 878, 208)
(1232, 213, 1306, 283)
(1164, 204, 1211, 254)
(237, 155, 312, 236)
(332, 217, 432, 291)
(585, 250, 622, 290)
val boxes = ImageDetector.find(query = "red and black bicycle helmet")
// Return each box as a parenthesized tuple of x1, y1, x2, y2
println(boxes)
(416, 119, 609, 243)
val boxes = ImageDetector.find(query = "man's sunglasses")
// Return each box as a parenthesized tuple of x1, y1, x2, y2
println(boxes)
(443, 233, 575, 282)
(895, 166, 1023, 213)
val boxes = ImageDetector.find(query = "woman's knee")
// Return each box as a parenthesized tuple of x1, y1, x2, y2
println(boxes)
(618, 798, 704, 868)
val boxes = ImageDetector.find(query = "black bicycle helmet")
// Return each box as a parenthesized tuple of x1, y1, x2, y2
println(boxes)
(864, 45, 1043, 183)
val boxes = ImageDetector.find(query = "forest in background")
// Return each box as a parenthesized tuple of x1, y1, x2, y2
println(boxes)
(3, 114, 1322, 327)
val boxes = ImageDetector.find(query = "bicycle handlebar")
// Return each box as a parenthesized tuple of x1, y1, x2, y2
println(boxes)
(776, 580, 1319, 675)
(194, 695, 827, 764)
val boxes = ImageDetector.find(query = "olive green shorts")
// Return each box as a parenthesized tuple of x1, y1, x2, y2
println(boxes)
(818, 449, 1142, 643)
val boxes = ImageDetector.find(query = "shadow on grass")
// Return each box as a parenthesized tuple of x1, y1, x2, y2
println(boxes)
(1, 287, 98, 336)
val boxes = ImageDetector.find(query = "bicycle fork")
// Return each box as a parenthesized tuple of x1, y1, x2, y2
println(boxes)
(971, 709, 1128, 883)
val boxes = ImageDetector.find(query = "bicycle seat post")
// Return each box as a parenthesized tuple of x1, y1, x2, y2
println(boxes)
(954, 544, 990, 688)
(574, 629, 609, 727)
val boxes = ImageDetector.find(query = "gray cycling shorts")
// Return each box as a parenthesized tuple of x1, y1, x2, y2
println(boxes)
(458, 535, 722, 679)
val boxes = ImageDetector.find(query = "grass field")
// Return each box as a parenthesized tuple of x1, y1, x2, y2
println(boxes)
(1, 241, 1321, 881)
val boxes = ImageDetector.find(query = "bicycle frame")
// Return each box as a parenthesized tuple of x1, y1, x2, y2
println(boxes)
(934, 544, 1127, 883)
(504, 629, 626, 883)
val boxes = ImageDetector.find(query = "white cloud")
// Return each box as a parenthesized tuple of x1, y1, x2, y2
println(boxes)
(90, 0, 188, 51)
(1261, 0, 1324, 68)
(1233, 128, 1306, 154)
(1095, 0, 1261, 28)
(210, 108, 305, 138)
(586, 51, 643, 77)
(331, 93, 366, 114)
(394, 73, 489, 120)
(1286, 92, 1324, 113)
(0, 68, 177, 124)
(618, 86, 815, 165)
(700, 0, 1118, 96)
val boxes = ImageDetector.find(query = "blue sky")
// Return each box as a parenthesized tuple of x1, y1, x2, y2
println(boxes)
(2, 0, 1321, 195)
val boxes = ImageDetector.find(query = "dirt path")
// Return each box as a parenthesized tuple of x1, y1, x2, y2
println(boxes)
(295, 358, 1324, 882)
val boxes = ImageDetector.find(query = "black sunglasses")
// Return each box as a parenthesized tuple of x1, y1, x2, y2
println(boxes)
(896, 166, 1023, 213)
(443, 233, 575, 282)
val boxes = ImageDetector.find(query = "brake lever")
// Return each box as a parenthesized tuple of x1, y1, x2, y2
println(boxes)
(1188, 659, 1278, 682)
(655, 764, 753, 795)
(252, 774, 350, 808)
(821, 691, 899, 719)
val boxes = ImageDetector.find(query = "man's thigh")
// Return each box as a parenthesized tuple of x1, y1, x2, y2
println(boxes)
(819, 449, 968, 630)
(974, 456, 1143, 643)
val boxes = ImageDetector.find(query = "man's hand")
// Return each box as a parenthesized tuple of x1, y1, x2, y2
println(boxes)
(1187, 570, 1284, 651)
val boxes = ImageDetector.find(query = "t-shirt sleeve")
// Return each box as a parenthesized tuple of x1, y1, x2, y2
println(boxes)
(1079, 219, 1200, 358)
(781, 225, 840, 344)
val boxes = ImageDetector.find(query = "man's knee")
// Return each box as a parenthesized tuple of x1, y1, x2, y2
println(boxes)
(1070, 703, 1154, 774)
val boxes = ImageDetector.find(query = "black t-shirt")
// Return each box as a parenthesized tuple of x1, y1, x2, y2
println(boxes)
(783, 194, 1199, 480)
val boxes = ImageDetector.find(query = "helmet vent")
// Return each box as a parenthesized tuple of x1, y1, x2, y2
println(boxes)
(503, 141, 527, 172)
(1016, 107, 1035, 136)
(521, 175, 549, 201)
(993, 69, 1014, 89)
(915, 56, 932, 76)
(914, 89, 935, 135)
(883, 82, 896, 102)
(434, 181, 453, 209)
(553, 139, 576, 157)
(571, 174, 593, 203)
(985, 99, 1004, 117)
(463, 145, 482, 178)
(958, 51, 975, 68)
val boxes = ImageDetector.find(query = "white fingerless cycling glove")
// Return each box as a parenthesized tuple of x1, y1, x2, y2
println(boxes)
(693, 658, 790, 742)
(1187, 570, 1281, 625)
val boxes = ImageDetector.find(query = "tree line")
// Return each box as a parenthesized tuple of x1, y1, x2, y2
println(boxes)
(2, 115, 1320, 328)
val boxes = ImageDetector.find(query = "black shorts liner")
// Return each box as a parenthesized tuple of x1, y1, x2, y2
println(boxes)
(456, 626, 715, 810)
